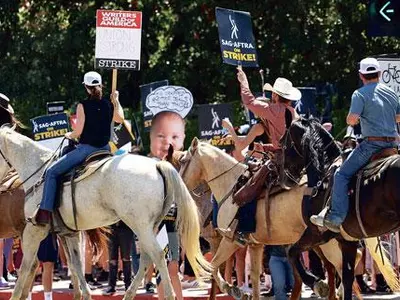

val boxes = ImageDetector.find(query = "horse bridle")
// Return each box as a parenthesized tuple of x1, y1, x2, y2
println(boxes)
(280, 124, 306, 185)
(179, 146, 243, 198)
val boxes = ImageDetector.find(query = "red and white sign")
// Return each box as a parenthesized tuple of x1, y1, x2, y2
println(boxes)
(95, 10, 142, 70)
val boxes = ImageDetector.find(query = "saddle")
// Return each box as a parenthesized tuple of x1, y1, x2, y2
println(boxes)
(53, 150, 113, 231)
(59, 150, 113, 185)
(232, 158, 279, 207)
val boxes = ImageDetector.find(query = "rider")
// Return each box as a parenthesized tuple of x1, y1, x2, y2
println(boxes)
(237, 66, 301, 149)
(0, 93, 18, 126)
(219, 67, 301, 243)
(36, 71, 124, 225)
(311, 57, 400, 233)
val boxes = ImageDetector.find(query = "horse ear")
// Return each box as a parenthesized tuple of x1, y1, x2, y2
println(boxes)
(285, 108, 293, 129)
(165, 144, 174, 162)
(190, 137, 199, 154)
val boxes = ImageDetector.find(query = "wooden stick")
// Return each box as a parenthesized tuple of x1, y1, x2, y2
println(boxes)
(112, 69, 118, 93)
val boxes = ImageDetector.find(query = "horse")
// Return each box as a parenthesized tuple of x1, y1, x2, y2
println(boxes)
(175, 137, 371, 300)
(0, 172, 109, 299)
(278, 113, 400, 300)
(0, 127, 210, 300)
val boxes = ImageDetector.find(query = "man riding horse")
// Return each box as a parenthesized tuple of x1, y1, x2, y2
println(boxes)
(311, 57, 400, 233)
(218, 66, 302, 243)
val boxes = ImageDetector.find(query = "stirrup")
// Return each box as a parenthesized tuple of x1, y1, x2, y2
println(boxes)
(310, 206, 329, 227)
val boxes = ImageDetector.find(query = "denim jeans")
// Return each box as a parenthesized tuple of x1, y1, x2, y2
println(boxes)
(40, 143, 110, 211)
(212, 195, 218, 228)
(269, 255, 294, 300)
(327, 140, 397, 225)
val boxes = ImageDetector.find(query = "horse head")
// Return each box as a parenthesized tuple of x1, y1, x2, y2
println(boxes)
(279, 110, 341, 187)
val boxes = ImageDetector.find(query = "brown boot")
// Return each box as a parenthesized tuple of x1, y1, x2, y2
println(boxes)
(36, 209, 51, 225)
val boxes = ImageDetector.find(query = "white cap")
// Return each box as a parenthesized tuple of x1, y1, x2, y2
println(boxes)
(83, 71, 102, 86)
(359, 58, 380, 74)
(0, 93, 14, 114)
(263, 78, 302, 101)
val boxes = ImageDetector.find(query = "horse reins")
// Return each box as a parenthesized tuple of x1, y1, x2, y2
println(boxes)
(0, 137, 67, 195)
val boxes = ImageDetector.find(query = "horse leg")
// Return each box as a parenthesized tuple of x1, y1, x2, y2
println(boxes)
(137, 229, 175, 300)
(340, 241, 357, 300)
(20, 258, 39, 300)
(58, 235, 82, 300)
(313, 246, 338, 300)
(124, 252, 152, 300)
(288, 229, 330, 300)
(248, 244, 263, 300)
(64, 233, 92, 300)
(10, 223, 48, 300)
(209, 236, 240, 299)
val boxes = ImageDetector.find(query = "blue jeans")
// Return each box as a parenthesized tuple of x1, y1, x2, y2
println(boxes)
(212, 195, 218, 228)
(269, 256, 294, 300)
(327, 140, 397, 225)
(40, 143, 110, 212)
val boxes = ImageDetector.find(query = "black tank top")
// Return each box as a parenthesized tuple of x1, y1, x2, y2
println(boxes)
(79, 97, 114, 147)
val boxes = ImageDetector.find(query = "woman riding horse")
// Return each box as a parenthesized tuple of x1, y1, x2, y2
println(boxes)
(36, 71, 124, 224)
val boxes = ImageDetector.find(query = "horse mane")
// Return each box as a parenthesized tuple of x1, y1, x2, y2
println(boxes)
(298, 118, 341, 177)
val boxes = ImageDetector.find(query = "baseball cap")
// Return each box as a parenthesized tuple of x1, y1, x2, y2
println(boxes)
(0, 93, 14, 114)
(358, 58, 380, 74)
(83, 71, 102, 86)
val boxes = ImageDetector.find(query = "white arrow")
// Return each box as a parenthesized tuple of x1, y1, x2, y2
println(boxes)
(380, 1, 395, 22)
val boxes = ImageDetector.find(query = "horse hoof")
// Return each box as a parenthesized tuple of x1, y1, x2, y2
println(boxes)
(230, 286, 243, 300)
(314, 280, 329, 298)
(241, 292, 252, 300)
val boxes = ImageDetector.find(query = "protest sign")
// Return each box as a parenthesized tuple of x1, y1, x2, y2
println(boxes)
(140, 80, 169, 131)
(198, 103, 234, 149)
(31, 113, 70, 151)
(146, 86, 193, 118)
(215, 7, 258, 67)
(95, 10, 142, 70)
(111, 121, 137, 154)
(47, 101, 65, 115)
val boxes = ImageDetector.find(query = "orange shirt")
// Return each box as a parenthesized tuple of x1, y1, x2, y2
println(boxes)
(240, 85, 298, 149)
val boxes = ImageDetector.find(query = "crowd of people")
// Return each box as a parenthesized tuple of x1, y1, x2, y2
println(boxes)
(1, 55, 400, 300)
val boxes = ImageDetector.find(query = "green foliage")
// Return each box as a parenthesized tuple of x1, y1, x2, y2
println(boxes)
(0, 0, 399, 149)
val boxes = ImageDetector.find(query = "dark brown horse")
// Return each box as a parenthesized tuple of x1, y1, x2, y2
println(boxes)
(279, 113, 400, 300)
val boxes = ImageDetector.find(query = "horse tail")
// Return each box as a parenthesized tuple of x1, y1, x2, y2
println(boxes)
(85, 227, 110, 257)
(156, 160, 212, 279)
(365, 238, 400, 292)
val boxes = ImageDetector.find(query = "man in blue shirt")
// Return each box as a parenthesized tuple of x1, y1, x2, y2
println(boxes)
(311, 57, 400, 233)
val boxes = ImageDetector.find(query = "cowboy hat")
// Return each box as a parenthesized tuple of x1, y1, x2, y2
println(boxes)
(0, 93, 15, 114)
(263, 78, 302, 101)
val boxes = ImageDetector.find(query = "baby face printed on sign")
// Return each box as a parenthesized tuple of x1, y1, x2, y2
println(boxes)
(150, 112, 186, 159)
(146, 86, 193, 119)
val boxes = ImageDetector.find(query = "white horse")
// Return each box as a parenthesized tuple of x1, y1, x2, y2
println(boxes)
(0, 127, 210, 300)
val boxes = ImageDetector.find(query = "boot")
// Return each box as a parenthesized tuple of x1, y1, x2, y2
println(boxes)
(355, 275, 375, 294)
(36, 209, 51, 225)
(123, 261, 132, 290)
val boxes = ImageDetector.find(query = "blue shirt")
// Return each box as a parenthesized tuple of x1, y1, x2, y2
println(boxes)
(349, 82, 400, 138)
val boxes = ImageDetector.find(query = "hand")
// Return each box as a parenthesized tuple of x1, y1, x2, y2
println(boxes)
(222, 118, 233, 130)
(65, 132, 73, 140)
(237, 67, 249, 88)
(110, 90, 119, 105)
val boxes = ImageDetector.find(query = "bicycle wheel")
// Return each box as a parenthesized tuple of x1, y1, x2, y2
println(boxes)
(395, 70, 400, 84)
(382, 70, 391, 83)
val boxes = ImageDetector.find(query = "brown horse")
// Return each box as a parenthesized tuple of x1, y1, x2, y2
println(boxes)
(0, 172, 108, 299)
(279, 115, 400, 300)
(170, 138, 366, 300)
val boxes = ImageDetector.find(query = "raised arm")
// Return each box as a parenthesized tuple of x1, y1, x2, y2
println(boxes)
(237, 66, 270, 118)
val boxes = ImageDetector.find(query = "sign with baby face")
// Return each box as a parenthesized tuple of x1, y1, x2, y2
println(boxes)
(140, 80, 169, 131)
(146, 85, 194, 119)
(215, 7, 258, 67)
(95, 10, 142, 70)
(198, 103, 234, 149)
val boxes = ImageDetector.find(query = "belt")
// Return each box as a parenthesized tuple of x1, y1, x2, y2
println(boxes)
(365, 136, 396, 142)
